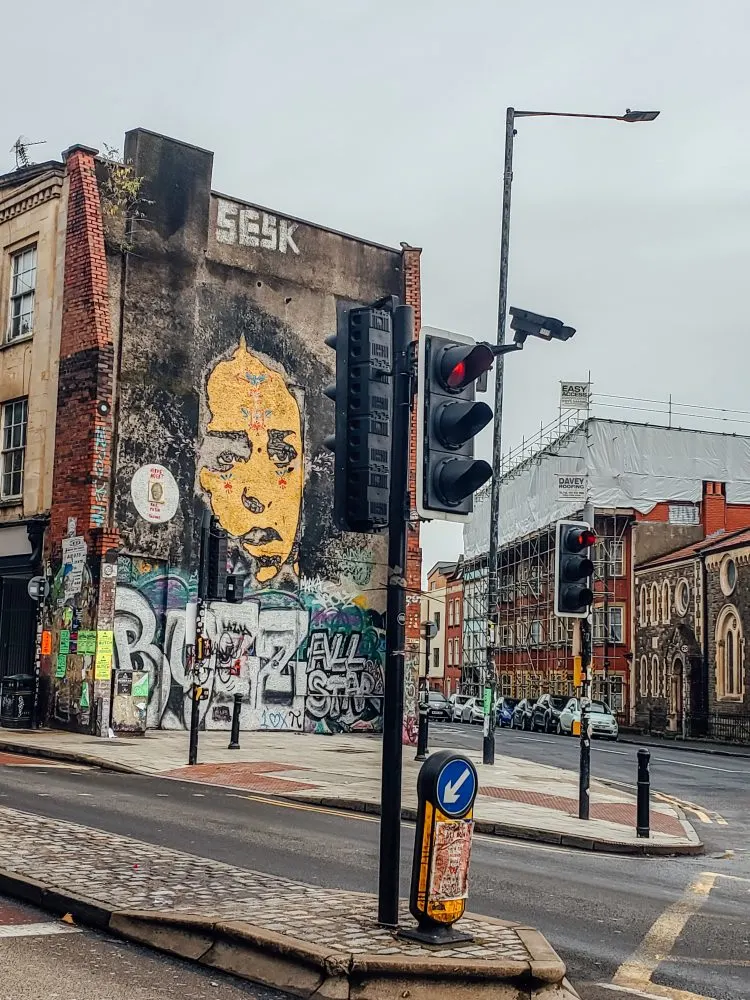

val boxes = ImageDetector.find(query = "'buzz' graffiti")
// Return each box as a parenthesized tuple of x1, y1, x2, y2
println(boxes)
(113, 558, 384, 734)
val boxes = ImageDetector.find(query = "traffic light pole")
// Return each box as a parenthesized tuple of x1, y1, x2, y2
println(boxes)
(484, 107, 516, 766)
(416, 628, 431, 762)
(578, 501, 595, 819)
(378, 303, 414, 928)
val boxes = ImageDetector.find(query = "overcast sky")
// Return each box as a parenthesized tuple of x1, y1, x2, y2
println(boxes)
(5, 0, 750, 577)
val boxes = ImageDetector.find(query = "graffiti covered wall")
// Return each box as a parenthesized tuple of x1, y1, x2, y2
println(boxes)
(107, 129, 411, 734)
(114, 558, 384, 733)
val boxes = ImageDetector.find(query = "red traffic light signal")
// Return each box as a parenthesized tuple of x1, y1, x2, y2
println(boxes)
(439, 343, 495, 392)
(567, 527, 596, 551)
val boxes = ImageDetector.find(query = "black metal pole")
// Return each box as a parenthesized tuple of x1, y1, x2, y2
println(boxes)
(188, 687, 200, 766)
(416, 631, 430, 761)
(228, 692, 242, 750)
(578, 699, 590, 820)
(484, 107, 516, 768)
(377, 302, 413, 928)
(636, 748, 651, 837)
(578, 617, 592, 820)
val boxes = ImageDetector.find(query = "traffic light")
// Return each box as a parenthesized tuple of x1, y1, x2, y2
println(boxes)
(207, 516, 228, 600)
(416, 330, 494, 521)
(324, 304, 393, 533)
(554, 520, 596, 617)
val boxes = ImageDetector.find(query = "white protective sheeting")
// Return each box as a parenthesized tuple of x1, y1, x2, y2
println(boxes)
(464, 419, 750, 557)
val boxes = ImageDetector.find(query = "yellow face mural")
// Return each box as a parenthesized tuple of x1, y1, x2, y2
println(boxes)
(199, 341, 303, 585)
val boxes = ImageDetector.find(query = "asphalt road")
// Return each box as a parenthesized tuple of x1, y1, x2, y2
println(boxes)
(0, 892, 286, 1000)
(431, 721, 750, 848)
(0, 744, 748, 1000)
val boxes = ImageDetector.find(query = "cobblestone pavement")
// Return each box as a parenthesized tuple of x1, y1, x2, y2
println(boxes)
(0, 805, 531, 963)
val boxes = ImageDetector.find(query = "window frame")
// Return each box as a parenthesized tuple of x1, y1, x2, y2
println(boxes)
(716, 604, 744, 701)
(593, 604, 624, 643)
(7, 244, 37, 344)
(675, 578, 690, 617)
(0, 397, 28, 501)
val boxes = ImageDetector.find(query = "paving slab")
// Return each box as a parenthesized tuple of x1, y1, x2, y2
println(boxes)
(0, 805, 578, 999)
(0, 728, 702, 854)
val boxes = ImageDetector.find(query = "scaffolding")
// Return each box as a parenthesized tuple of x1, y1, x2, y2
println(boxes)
(463, 513, 632, 707)
(461, 553, 487, 697)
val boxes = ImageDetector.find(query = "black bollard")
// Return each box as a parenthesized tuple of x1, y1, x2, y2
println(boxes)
(636, 747, 651, 838)
(415, 683, 429, 761)
(228, 692, 243, 750)
(578, 701, 590, 820)
(188, 683, 201, 766)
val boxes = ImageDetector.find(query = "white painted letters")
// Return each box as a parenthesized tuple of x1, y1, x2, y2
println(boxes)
(216, 198, 300, 255)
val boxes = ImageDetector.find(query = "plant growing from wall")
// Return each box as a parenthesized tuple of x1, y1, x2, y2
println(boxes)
(99, 144, 152, 253)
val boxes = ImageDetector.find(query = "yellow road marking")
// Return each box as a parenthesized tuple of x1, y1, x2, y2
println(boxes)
(613, 872, 717, 994)
(704, 871, 750, 884)
(597, 983, 719, 1000)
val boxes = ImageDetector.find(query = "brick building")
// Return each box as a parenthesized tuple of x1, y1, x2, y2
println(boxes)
(0, 129, 422, 738)
(421, 561, 457, 695)
(634, 522, 750, 741)
(463, 418, 750, 716)
(444, 559, 463, 697)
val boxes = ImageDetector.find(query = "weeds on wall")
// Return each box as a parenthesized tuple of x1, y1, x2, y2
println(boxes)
(99, 144, 153, 253)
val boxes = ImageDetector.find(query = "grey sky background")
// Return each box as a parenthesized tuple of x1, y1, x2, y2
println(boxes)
(5, 0, 750, 578)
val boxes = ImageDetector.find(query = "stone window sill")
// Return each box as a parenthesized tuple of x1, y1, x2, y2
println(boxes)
(0, 498, 23, 509)
(0, 334, 33, 351)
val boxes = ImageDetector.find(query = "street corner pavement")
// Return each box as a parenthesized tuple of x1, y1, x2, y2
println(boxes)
(0, 804, 579, 1000)
(0, 728, 702, 854)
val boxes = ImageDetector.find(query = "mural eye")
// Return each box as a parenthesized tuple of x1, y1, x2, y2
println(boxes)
(267, 429, 298, 467)
(216, 450, 241, 471)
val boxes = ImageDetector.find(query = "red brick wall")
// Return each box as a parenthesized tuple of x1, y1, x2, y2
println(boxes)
(50, 146, 117, 558)
(703, 481, 727, 535)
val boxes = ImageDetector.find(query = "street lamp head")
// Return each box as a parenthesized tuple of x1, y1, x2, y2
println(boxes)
(622, 109, 660, 122)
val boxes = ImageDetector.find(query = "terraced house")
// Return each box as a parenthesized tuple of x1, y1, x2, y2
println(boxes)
(0, 129, 423, 740)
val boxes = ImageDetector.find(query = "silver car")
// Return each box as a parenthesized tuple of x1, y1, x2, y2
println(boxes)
(558, 698, 619, 740)
(449, 694, 474, 722)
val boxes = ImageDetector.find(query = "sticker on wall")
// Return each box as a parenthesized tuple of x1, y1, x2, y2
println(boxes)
(80, 684, 90, 710)
(132, 672, 149, 698)
(94, 629, 114, 681)
(55, 653, 67, 678)
(77, 631, 97, 656)
(61, 535, 87, 598)
(41, 631, 52, 655)
(59, 630, 70, 655)
(131, 464, 179, 524)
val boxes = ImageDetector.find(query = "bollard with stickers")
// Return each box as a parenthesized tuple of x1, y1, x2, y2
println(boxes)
(400, 749, 478, 945)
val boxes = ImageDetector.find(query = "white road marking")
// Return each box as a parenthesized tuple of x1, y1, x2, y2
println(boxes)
(652, 756, 748, 774)
(594, 747, 629, 756)
(0, 922, 81, 938)
(705, 871, 750, 884)
(612, 872, 717, 998)
(596, 984, 719, 1000)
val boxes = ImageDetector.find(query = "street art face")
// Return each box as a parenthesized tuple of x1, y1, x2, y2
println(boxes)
(199, 340, 303, 585)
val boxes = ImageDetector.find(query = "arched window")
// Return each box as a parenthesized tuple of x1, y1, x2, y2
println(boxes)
(716, 605, 744, 700)
(639, 585, 647, 626)
(650, 583, 659, 625)
(639, 655, 648, 694)
(651, 655, 660, 697)
(662, 581, 671, 624)
(675, 579, 690, 617)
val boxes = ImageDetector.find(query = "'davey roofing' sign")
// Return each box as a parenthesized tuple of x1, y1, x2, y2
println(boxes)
(557, 475, 587, 502)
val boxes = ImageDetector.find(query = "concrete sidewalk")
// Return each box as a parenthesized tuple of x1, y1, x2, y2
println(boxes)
(0, 728, 702, 855)
(0, 804, 578, 999)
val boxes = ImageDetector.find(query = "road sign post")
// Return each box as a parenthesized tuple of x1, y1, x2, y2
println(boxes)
(401, 750, 478, 946)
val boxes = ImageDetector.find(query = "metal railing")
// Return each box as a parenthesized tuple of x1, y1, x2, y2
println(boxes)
(690, 712, 750, 744)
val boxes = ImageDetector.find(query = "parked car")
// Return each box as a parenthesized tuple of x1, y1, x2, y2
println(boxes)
(449, 694, 474, 722)
(558, 698, 619, 740)
(427, 690, 452, 721)
(510, 697, 537, 730)
(460, 697, 485, 725)
(495, 697, 518, 727)
(531, 694, 570, 734)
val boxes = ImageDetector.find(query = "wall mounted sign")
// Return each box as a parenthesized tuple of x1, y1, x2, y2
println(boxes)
(131, 464, 179, 524)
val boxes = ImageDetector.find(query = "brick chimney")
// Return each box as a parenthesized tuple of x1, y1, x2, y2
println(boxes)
(703, 481, 727, 535)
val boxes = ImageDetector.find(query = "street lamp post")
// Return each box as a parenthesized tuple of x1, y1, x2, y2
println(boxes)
(483, 107, 660, 767)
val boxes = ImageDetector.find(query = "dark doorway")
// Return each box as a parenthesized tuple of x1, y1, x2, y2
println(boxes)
(0, 577, 36, 679)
